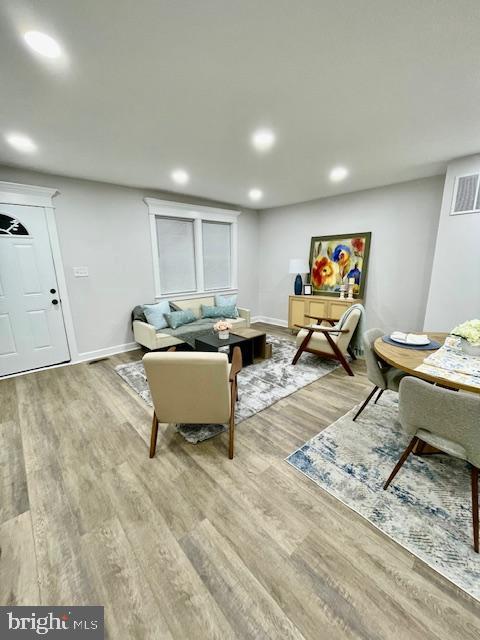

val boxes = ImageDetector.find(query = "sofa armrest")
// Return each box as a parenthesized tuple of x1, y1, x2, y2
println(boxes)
(237, 307, 250, 327)
(133, 320, 157, 350)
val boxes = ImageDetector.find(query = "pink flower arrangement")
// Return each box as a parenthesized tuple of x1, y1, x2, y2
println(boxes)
(214, 320, 233, 332)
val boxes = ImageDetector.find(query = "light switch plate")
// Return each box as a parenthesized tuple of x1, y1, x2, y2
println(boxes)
(73, 266, 89, 277)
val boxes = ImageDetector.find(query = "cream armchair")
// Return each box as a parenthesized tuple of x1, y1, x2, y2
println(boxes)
(292, 307, 362, 376)
(143, 347, 242, 459)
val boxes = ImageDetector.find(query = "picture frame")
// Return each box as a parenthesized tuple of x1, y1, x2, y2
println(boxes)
(308, 232, 371, 298)
(303, 284, 312, 295)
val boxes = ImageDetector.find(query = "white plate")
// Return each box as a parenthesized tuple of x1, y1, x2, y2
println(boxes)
(390, 335, 430, 346)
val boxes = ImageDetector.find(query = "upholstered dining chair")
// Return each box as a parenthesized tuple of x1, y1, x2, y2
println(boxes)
(292, 306, 362, 376)
(384, 376, 480, 553)
(143, 347, 242, 459)
(352, 328, 407, 421)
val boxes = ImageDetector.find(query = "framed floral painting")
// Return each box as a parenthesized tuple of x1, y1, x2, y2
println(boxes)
(308, 232, 371, 298)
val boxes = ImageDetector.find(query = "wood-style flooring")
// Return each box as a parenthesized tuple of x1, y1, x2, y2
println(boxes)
(1, 323, 479, 639)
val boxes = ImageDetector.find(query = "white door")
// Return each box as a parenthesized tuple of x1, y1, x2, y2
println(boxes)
(0, 204, 70, 376)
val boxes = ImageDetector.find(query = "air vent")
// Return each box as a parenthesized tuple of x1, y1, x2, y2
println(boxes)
(451, 173, 480, 215)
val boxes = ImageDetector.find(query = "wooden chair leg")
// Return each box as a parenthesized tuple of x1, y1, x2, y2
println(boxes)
(228, 380, 236, 459)
(472, 466, 479, 553)
(292, 330, 313, 365)
(374, 389, 384, 404)
(383, 436, 419, 490)
(228, 414, 235, 459)
(324, 332, 354, 376)
(352, 386, 378, 421)
(412, 439, 426, 455)
(149, 411, 159, 458)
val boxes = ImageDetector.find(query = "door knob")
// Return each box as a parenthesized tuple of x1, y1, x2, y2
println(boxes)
(51, 299, 59, 305)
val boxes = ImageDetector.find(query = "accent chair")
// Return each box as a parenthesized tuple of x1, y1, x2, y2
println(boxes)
(352, 328, 406, 421)
(291, 306, 361, 376)
(384, 376, 479, 553)
(143, 346, 242, 459)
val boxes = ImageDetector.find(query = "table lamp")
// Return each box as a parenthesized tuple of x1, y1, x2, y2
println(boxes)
(289, 258, 310, 295)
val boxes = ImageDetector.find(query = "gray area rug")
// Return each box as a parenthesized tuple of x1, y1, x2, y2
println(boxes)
(115, 335, 337, 442)
(286, 391, 480, 601)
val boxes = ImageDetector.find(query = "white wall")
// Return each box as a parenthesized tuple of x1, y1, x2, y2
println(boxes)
(0, 162, 456, 363)
(424, 155, 480, 331)
(257, 176, 443, 332)
(0, 165, 259, 359)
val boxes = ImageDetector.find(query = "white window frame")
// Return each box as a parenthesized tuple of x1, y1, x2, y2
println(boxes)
(144, 197, 240, 300)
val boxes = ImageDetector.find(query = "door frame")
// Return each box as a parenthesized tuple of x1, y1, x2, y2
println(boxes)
(0, 180, 78, 365)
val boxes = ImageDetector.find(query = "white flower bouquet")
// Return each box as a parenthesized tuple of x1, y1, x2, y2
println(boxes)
(451, 319, 480, 356)
(452, 319, 480, 345)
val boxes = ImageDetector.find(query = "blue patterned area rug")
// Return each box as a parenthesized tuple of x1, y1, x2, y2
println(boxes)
(115, 335, 338, 443)
(286, 391, 480, 601)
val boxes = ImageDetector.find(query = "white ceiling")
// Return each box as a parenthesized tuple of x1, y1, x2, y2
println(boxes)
(1, 0, 480, 209)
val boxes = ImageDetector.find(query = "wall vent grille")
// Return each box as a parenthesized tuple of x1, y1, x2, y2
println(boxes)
(451, 173, 480, 215)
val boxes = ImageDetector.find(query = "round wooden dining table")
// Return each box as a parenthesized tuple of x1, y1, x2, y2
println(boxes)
(374, 332, 480, 395)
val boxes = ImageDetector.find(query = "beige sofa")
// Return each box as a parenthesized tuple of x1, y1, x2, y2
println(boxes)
(133, 296, 251, 350)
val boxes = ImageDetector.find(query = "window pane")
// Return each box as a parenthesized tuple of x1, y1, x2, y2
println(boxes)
(202, 221, 231, 290)
(0, 213, 29, 235)
(156, 217, 196, 294)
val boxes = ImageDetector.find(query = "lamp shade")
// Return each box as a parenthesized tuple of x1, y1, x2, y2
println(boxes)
(289, 258, 310, 274)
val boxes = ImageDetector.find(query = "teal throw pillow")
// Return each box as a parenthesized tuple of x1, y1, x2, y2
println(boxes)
(202, 304, 239, 319)
(215, 293, 237, 307)
(165, 308, 197, 330)
(143, 300, 171, 330)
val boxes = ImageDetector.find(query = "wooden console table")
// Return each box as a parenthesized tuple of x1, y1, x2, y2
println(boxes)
(288, 295, 362, 329)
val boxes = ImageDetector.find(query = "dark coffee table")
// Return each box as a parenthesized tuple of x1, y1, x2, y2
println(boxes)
(195, 329, 270, 366)
(194, 333, 248, 363)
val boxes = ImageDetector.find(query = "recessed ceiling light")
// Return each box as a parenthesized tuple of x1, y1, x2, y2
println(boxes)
(171, 169, 189, 185)
(329, 166, 349, 182)
(251, 128, 275, 152)
(248, 188, 263, 202)
(5, 132, 37, 153)
(23, 31, 62, 59)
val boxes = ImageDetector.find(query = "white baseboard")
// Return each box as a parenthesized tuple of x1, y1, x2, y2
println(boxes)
(75, 341, 139, 363)
(251, 315, 289, 328)
(1, 341, 140, 380)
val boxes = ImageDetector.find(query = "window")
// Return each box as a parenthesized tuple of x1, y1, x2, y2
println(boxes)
(0, 213, 29, 236)
(202, 221, 231, 290)
(145, 198, 239, 298)
(156, 217, 196, 294)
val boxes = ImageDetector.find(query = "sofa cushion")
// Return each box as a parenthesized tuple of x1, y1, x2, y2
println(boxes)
(153, 316, 247, 349)
(215, 293, 237, 307)
(165, 308, 197, 330)
(202, 304, 239, 319)
(173, 297, 213, 319)
(132, 301, 176, 324)
(143, 300, 171, 330)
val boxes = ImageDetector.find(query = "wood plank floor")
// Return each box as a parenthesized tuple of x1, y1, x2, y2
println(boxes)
(1, 323, 479, 638)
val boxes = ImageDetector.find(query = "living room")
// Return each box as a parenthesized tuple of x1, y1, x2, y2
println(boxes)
(1, 2, 480, 638)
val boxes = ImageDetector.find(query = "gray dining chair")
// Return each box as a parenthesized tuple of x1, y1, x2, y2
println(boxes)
(352, 328, 406, 421)
(384, 376, 479, 553)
